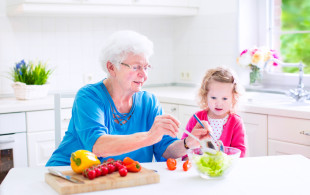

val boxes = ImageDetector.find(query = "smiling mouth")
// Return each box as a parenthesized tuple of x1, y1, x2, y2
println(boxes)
(134, 81, 143, 85)
(215, 108, 223, 111)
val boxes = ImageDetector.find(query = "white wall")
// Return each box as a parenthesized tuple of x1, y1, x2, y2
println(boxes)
(0, 0, 240, 95)
(174, 0, 239, 84)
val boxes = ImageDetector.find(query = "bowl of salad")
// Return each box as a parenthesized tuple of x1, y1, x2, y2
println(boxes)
(188, 146, 241, 179)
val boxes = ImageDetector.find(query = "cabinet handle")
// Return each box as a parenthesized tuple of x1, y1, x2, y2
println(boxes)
(170, 107, 177, 112)
(300, 131, 310, 136)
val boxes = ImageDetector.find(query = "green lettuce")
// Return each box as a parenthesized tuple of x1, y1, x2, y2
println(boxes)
(193, 151, 232, 177)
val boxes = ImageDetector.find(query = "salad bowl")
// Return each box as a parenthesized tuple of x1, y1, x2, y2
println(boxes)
(188, 146, 241, 179)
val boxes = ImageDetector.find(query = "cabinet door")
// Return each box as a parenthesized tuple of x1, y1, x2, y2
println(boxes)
(178, 105, 199, 138)
(268, 140, 310, 158)
(161, 103, 179, 119)
(237, 112, 267, 157)
(27, 131, 55, 167)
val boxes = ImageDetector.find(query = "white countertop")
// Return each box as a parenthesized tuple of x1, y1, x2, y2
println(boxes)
(143, 86, 310, 120)
(0, 95, 74, 114)
(1, 155, 309, 195)
(1, 86, 310, 119)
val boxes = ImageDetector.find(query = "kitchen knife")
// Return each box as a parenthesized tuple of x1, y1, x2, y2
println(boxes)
(48, 168, 84, 184)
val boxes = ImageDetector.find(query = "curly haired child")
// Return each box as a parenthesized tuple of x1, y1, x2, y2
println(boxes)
(182, 66, 246, 157)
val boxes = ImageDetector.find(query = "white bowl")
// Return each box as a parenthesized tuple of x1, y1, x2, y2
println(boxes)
(188, 146, 241, 179)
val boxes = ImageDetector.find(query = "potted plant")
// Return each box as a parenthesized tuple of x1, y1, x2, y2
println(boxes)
(11, 59, 53, 100)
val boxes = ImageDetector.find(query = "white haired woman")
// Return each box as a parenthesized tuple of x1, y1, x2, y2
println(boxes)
(46, 30, 208, 166)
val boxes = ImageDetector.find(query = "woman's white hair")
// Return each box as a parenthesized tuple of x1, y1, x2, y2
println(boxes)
(100, 30, 154, 75)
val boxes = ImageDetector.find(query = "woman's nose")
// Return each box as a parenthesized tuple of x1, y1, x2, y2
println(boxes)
(138, 68, 148, 77)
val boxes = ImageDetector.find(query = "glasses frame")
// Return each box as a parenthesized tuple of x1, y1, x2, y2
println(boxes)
(120, 63, 152, 72)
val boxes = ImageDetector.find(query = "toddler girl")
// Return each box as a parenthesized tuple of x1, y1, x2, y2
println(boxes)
(182, 66, 246, 157)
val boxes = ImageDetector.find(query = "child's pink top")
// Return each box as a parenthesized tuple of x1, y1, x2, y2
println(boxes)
(181, 110, 246, 157)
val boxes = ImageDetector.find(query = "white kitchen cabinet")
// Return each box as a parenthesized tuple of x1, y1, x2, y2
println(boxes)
(6, 0, 200, 16)
(237, 112, 268, 157)
(27, 131, 55, 167)
(26, 109, 71, 167)
(268, 140, 310, 158)
(26, 110, 54, 133)
(161, 102, 199, 138)
(161, 103, 179, 119)
(268, 115, 310, 158)
(178, 105, 199, 138)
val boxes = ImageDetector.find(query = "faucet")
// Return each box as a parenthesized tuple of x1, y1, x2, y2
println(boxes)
(264, 58, 310, 102)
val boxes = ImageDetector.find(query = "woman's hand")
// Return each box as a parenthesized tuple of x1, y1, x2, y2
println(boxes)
(147, 114, 180, 144)
(185, 120, 210, 149)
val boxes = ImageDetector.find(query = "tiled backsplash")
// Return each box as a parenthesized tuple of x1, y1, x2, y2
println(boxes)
(0, 0, 239, 95)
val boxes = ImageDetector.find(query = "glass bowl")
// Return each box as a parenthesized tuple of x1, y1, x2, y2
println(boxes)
(188, 146, 241, 179)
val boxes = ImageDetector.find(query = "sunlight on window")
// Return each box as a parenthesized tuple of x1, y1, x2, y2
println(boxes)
(272, 0, 310, 74)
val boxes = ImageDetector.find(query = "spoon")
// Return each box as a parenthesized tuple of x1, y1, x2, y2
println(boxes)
(193, 114, 224, 152)
(181, 128, 217, 154)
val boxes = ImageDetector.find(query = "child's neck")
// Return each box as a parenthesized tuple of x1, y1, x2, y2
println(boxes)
(207, 112, 229, 119)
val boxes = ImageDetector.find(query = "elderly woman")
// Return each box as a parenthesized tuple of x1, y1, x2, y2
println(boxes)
(46, 30, 208, 166)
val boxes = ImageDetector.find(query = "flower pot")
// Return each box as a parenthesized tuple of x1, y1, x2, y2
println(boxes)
(11, 82, 50, 100)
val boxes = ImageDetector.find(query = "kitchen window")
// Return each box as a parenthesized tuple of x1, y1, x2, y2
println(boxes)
(269, 0, 310, 75)
(239, 0, 310, 89)
(265, 0, 310, 88)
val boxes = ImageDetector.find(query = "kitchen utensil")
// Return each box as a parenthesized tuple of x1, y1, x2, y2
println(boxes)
(193, 114, 224, 152)
(181, 128, 216, 154)
(45, 167, 159, 194)
(48, 168, 84, 184)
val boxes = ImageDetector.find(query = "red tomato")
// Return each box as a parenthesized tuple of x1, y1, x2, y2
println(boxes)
(119, 168, 128, 177)
(183, 160, 192, 171)
(87, 169, 96, 180)
(107, 164, 116, 174)
(107, 158, 115, 163)
(166, 158, 177, 171)
(94, 166, 101, 177)
(113, 161, 123, 171)
(100, 166, 108, 176)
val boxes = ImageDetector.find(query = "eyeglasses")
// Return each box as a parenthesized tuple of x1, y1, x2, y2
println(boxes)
(120, 63, 152, 72)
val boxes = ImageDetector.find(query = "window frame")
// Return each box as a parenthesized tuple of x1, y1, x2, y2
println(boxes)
(238, 0, 310, 89)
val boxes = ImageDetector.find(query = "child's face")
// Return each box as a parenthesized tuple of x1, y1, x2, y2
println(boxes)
(206, 81, 234, 119)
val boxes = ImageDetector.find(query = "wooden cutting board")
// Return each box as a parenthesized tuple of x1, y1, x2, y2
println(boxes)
(45, 167, 160, 194)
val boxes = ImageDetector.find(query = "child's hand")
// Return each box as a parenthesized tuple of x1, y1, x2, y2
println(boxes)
(193, 120, 211, 140)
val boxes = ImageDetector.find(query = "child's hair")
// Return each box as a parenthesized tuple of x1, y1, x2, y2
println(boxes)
(198, 66, 244, 113)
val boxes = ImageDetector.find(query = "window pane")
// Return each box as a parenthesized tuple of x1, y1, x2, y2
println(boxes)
(280, 33, 310, 74)
(281, 0, 310, 31)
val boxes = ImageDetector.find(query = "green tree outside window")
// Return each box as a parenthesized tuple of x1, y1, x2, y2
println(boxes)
(280, 0, 310, 74)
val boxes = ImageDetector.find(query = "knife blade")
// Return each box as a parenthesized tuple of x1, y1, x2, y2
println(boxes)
(48, 168, 84, 184)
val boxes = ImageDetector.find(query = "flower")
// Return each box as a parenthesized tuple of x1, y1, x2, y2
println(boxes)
(237, 47, 279, 70)
(10, 59, 53, 85)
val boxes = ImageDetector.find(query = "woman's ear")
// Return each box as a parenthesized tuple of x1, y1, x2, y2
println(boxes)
(107, 61, 116, 77)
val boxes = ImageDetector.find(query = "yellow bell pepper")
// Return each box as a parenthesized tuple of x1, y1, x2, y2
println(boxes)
(70, 150, 100, 174)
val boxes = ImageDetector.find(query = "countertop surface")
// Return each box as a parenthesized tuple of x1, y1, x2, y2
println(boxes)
(1, 155, 309, 195)
(1, 86, 310, 119)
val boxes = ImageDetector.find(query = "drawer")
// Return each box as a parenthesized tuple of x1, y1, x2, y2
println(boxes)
(0, 112, 26, 134)
(26, 110, 54, 132)
(26, 109, 72, 133)
(268, 139, 310, 158)
(268, 115, 310, 146)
